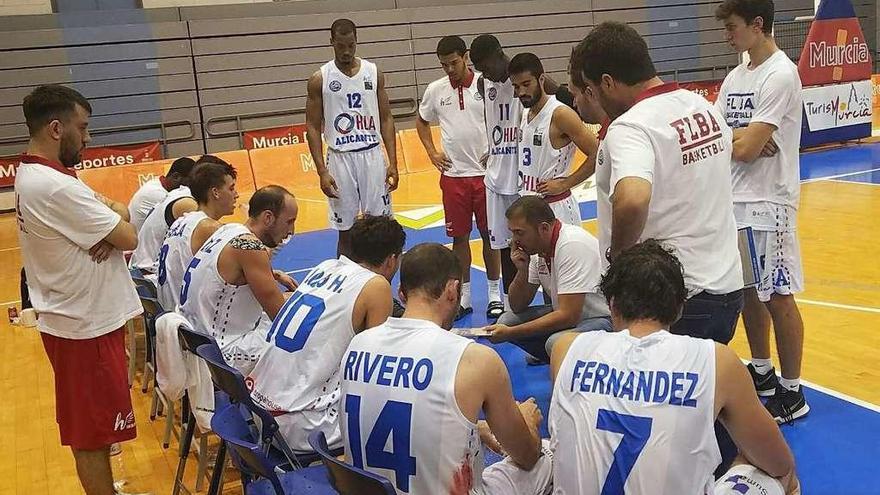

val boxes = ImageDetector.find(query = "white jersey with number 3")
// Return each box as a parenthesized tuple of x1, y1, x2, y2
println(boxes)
(550, 330, 720, 495)
(157, 210, 208, 310)
(484, 77, 522, 195)
(321, 59, 382, 153)
(179, 223, 263, 351)
(248, 256, 377, 418)
(340, 318, 481, 495)
(519, 96, 575, 195)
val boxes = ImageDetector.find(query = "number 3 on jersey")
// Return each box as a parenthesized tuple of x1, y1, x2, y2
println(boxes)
(345, 394, 417, 492)
(265, 291, 326, 353)
(596, 409, 653, 495)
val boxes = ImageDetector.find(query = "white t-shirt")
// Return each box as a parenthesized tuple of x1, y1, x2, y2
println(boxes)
(128, 177, 169, 233)
(716, 50, 803, 229)
(15, 157, 142, 339)
(528, 222, 602, 309)
(599, 83, 743, 296)
(550, 329, 720, 495)
(419, 72, 488, 178)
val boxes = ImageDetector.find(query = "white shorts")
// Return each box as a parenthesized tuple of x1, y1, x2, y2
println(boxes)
(326, 146, 391, 231)
(548, 194, 582, 227)
(714, 464, 788, 495)
(481, 439, 553, 495)
(751, 229, 804, 303)
(276, 406, 342, 453)
(486, 188, 519, 249)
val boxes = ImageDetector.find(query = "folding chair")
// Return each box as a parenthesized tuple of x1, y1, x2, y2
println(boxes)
(137, 298, 177, 451)
(131, 270, 159, 392)
(173, 325, 227, 495)
(195, 343, 316, 470)
(211, 404, 335, 495)
(308, 431, 396, 495)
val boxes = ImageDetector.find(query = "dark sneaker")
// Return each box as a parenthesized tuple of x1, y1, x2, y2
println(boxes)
(455, 305, 473, 321)
(392, 298, 406, 318)
(747, 363, 779, 397)
(486, 301, 504, 320)
(765, 385, 810, 424)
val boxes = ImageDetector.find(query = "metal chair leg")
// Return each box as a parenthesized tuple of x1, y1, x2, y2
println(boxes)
(206, 440, 227, 495)
(172, 409, 196, 495)
(195, 434, 208, 492)
(163, 399, 175, 449)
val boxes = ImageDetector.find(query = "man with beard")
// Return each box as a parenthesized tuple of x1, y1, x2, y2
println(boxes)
(306, 18, 399, 260)
(15, 84, 141, 495)
(179, 185, 299, 373)
(510, 53, 598, 227)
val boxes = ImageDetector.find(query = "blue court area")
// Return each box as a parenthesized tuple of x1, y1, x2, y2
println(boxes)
(273, 142, 880, 494)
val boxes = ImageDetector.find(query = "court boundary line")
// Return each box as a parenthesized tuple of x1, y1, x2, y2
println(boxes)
(802, 166, 880, 183)
(824, 178, 880, 187)
(798, 298, 880, 314)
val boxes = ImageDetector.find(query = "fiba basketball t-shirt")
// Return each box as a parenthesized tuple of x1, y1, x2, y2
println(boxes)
(15, 155, 142, 339)
(600, 83, 743, 296)
(419, 71, 488, 177)
(716, 50, 802, 232)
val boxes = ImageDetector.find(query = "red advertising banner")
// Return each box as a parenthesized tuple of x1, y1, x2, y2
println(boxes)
(76, 141, 163, 170)
(0, 141, 163, 188)
(680, 80, 722, 103)
(244, 124, 308, 150)
(797, 0, 873, 86)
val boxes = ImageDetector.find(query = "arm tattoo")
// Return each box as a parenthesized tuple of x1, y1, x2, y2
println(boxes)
(230, 235, 265, 251)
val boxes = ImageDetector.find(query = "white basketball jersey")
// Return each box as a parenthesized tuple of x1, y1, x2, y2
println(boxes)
(550, 330, 720, 495)
(340, 318, 481, 495)
(248, 256, 378, 418)
(483, 77, 522, 195)
(130, 185, 192, 272)
(519, 96, 575, 195)
(156, 210, 208, 311)
(178, 223, 263, 351)
(321, 59, 382, 152)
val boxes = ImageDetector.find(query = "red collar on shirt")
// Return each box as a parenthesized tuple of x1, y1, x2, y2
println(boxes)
(20, 153, 77, 178)
(159, 175, 172, 190)
(450, 70, 475, 89)
(597, 117, 611, 141)
(633, 81, 680, 105)
(540, 220, 563, 272)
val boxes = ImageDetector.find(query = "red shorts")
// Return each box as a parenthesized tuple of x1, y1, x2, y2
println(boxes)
(440, 175, 488, 238)
(41, 327, 137, 450)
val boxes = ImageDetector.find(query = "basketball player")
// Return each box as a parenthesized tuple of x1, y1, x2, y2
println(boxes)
(306, 18, 398, 259)
(339, 243, 552, 495)
(16, 84, 141, 495)
(156, 156, 238, 311)
(570, 22, 744, 344)
(247, 215, 405, 452)
(715, 0, 808, 423)
(510, 52, 598, 227)
(482, 196, 610, 363)
(549, 240, 798, 495)
(127, 156, 196, 232)
(469, 34, 571, 313)
(416, 35, 501, 320)
(129, 160, 198, 276)
(179, 185, 298, 373)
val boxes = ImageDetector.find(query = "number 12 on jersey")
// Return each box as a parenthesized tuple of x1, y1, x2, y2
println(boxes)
(345, 394, 417, 492)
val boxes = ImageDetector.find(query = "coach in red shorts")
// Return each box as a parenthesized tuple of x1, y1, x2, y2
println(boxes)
(416, 35, 503, 320)
(14, 85, 142, 495)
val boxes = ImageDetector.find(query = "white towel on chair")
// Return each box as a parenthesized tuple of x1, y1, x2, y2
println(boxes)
(155, 311, 216, 431)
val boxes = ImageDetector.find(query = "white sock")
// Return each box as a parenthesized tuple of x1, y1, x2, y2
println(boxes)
(487, 279, 501, 303)
(461, 282, 472, 309)
(503, 294, 512, 312)
(779, 377, 800, 392)
(751, 358, 773, 375)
